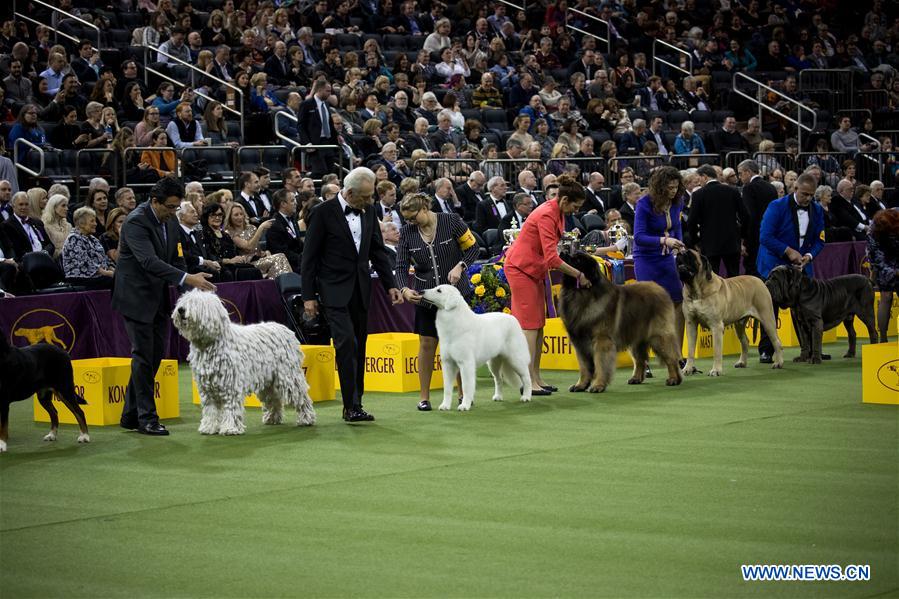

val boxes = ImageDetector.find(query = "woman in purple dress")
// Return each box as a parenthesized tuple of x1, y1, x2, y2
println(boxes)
(633, 166, 687, 357)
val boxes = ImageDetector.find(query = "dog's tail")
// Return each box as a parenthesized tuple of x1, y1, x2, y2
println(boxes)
(497, 357, 524, 389)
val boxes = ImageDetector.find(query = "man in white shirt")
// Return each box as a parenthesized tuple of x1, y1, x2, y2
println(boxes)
(177, 201, 221, 276)
(376, 180, 402, 229)
(0, 180, 13, 221)
(517, 170, 540, 207)
(165, 102, 207, 149)
(432, 177, 462, 215)
(646, 116, 669, 155)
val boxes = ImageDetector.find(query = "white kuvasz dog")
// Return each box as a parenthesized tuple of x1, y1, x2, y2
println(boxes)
(421, 285, 532, 411)
(172, 290, 315, 434)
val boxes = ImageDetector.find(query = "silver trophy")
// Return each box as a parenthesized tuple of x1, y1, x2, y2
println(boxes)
(607, 223, 633, 257)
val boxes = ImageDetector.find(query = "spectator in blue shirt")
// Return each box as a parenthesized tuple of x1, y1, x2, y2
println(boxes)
(674, 120, 706, 155)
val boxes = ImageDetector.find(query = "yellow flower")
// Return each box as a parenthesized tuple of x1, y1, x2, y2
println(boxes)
(475, 285, 486, 297)
(502, 308, 511, 314)
(493, 264, 502, 271)
(495, 287, 506, 298)
(470, 273, 482, 284)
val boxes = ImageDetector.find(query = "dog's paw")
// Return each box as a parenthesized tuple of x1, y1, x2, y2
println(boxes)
(681, 365, 699, 376)
(568, 383, 587, 392)
(0, 440, 6, 453)
(665, 376, 682, 386)
(809, 356, 822, 365)
(457, 402, 471, 412)
(626, 377, 643, 385)
(43, 431, 57, 442)
(219, 426, 245, 435)
(793, 356, 809, 363)
(733, 361, 747, 369)
(843, 351, 856, 358)
(587, 384, 606, 393)
(438, 402, 452, 411)
(492, 394, 503, 402)
(707, 368, 722, 377)
(77, 433, 90, 444)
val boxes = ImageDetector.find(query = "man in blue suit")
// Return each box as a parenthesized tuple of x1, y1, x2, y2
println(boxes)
(756, 172, 824, 362)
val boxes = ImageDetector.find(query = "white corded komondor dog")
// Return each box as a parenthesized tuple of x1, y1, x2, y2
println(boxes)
(172, 290, 315, 434)
(421, 285, 532, 411)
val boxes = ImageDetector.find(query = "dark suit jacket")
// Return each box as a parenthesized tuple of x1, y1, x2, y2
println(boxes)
(265, 212, 303, 271)
(496, 210, 526, 254)
(71, 57, 99, 83)
(238, 193, 267, 224)
(742, 176, 779, 250)
(617, 131, 645, 155)
(431, 195, 464, 216)
(619, 201, 636, 231)
(300, 196, 397, 308)
(405, 133, 435, 154)
(429, 128, 463, 152)
(263, 55, 292, 86)
(474, 197, 512, 233)
(111, 202, 187, 323)
(579, 187, 606, 216)
(1, 215, 55, 260)
(177, 226, 208, 273)
(454, 182, 484, 223)
(686, 180, 749, 256)
(830, 194, 868, 241)
(209, 61, 234, 83)
(297, 97, 338, 146)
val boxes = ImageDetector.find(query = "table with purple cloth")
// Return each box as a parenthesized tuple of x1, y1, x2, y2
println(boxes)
(0, 242, 866, 360)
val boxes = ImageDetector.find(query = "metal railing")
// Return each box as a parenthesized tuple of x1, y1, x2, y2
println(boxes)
(732, 72, 817, 149)
(565, 7, 612, 56)
(498, 0, 527, 14)
(13, 0, 102, 51)
(122, 147, 180, 189)
(667, 153, 721, 170)
(798, 69, 854, 113)
(858, 89, 890, 112)
(74, 148, 118, 202)
(273, 110, 347, 176)
(652, 39, 692, 78)
(13, 138, 45, 177)
(143, 45, 245, 143)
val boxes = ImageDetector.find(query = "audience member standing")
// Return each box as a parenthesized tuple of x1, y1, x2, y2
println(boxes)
(867, 209, 899, 342)
(686, 164, 749, 277)
(738, 159, 779, 279)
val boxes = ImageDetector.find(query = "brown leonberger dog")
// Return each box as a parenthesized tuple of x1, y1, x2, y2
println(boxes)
(558, 252, 683, 392)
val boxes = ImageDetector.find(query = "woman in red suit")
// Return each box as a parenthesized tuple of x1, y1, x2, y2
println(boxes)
(505, 174, 593, 395)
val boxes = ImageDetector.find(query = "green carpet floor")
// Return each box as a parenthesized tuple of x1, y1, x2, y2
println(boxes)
(1, 343, 897, 598)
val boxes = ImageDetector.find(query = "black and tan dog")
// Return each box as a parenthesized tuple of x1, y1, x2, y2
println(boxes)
(559, 252, 682, 392)
(677, 249, 784, 375)
(0, 331, 90, 452)
(766, 266, 877, 363)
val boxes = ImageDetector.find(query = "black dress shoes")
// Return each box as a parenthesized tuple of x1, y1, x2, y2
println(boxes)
(541, 385, 559, 392)
(120, 419, 139, 431)
(821, 354, 831, 360)
(417, 400, 432, 411)
(759, 353, 773, 364)
(343, 408, 375, 422)
(138, 422, 170, 436)
(530, 388, 552, 396)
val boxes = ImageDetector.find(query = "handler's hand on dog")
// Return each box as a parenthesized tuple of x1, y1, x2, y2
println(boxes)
(185, 272, 217, 292)
(784, 247, 803, 266)
(577, 272, 592, 288)
(402, 288, 422, 304)
(304, 299, 318, 318)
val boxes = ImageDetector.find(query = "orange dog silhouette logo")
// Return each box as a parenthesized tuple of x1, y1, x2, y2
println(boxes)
(10, 309, 76, 352)
(222, 299, 243, 324)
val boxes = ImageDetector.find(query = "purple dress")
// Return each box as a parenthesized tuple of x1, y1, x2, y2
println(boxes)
(632, 194, 684, 303)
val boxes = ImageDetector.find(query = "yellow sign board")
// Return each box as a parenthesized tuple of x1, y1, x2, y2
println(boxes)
(861, 341, 899, 405)
(33, 358, 179, 426)
(192, 345, 336, 405)
(837, 293, 895, 339)
(335, 333, 443, 393)
(541, 318, 633, 370)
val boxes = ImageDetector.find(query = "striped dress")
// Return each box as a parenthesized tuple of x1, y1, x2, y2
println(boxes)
(395, 212, 481, 297)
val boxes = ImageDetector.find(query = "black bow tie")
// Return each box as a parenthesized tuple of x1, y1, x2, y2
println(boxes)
(345, 205, 363, 216)
(795, 204, 808, 212)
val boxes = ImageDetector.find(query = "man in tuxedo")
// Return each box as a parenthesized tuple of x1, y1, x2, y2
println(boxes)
(495, 193, 533, 254)
(0, 180, 15, 221)
(113, 177, 216, 436)
(831, 179, 870, 241)
(265, 189, 303, 272)
(375, 181, 403, 230)
(301, 167, 402, 423)
(298, 78, 339, 178)
(579, 172, 606, 216)
(237, 171, 267, 225)
(2, 193, 54, 260)
(686, 165, 749, 278)
(516, 170, 540, 208)
(454, 170, 487, 224)
(738, 160, 778, 279)
(263, 41, 292, 86)
(177, 201, 227, 281)
(757, 173, 825, 360)
(474, 176, 511, 233)
(431, 177, 463, 215)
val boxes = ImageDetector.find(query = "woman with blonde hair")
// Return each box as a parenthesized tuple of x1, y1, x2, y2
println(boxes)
(26, 187, 48, 221)
(134, 105, 162, 146)
(224, 203, 291, 278)
(41, 194, 71, 259)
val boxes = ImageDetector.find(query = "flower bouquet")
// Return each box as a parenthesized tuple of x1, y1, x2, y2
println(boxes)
(466, 261, 511, 314)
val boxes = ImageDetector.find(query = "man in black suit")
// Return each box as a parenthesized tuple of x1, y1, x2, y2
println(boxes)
(567, 49, 599, 82)
(474, 176, 511, 233)
(298, 78, 339, 178)
(0, 226, 18, 294)
(176, 201, 227, 281)
(265, 189, 303, 273)
(2, 192, 54, 260)
(831, 179, 870, 241)
(263, 41, 292, 86)
(454, 170, 487, 224)
(738, 159, 779, 278)
(579, 172, 607, 216)
(237, 171, 267, 225)
(495, 193, 533, 254)
(686, 164, 749, 278)
(70, 39, 100, 84)
(301, 167, 402, 423)
(113, 178, 216, 436)
(405, 117, 438, 155)
(428, 110, 464, 151)
(431, 177, 463, 216)
(209, 45, 234, 82)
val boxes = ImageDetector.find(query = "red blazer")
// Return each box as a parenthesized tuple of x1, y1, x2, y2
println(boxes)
(504, 199, 564, 279)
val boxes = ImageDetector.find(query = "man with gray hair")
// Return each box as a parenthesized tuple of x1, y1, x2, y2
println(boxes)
(832, 178, 870, 240)
(176, 200, 223, 280)
(431, 177, 461, 215)
(869, 180, 889, 211)
(618, 119, 646, 155)
(301, 167, 402, 423)
(115, 187, 137, 213)
(474, 176, 510, 233)
(454, 170, 487, 223)
(429, 109, 462, 149)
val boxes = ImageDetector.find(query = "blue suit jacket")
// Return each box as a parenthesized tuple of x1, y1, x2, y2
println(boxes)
(757, 194, 825, 278)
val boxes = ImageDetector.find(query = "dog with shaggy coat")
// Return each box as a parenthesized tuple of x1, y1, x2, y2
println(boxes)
(421, 285, 532, 411)
(172, 290, 315, 434)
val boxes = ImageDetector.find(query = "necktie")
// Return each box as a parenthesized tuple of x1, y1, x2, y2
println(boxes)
(320, 102, 331, 138)
(345, 205, 362, 216)
(160, 222, 167, 244)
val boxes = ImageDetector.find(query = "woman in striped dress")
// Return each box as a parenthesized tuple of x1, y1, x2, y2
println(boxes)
(396, 193, 482, 411)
